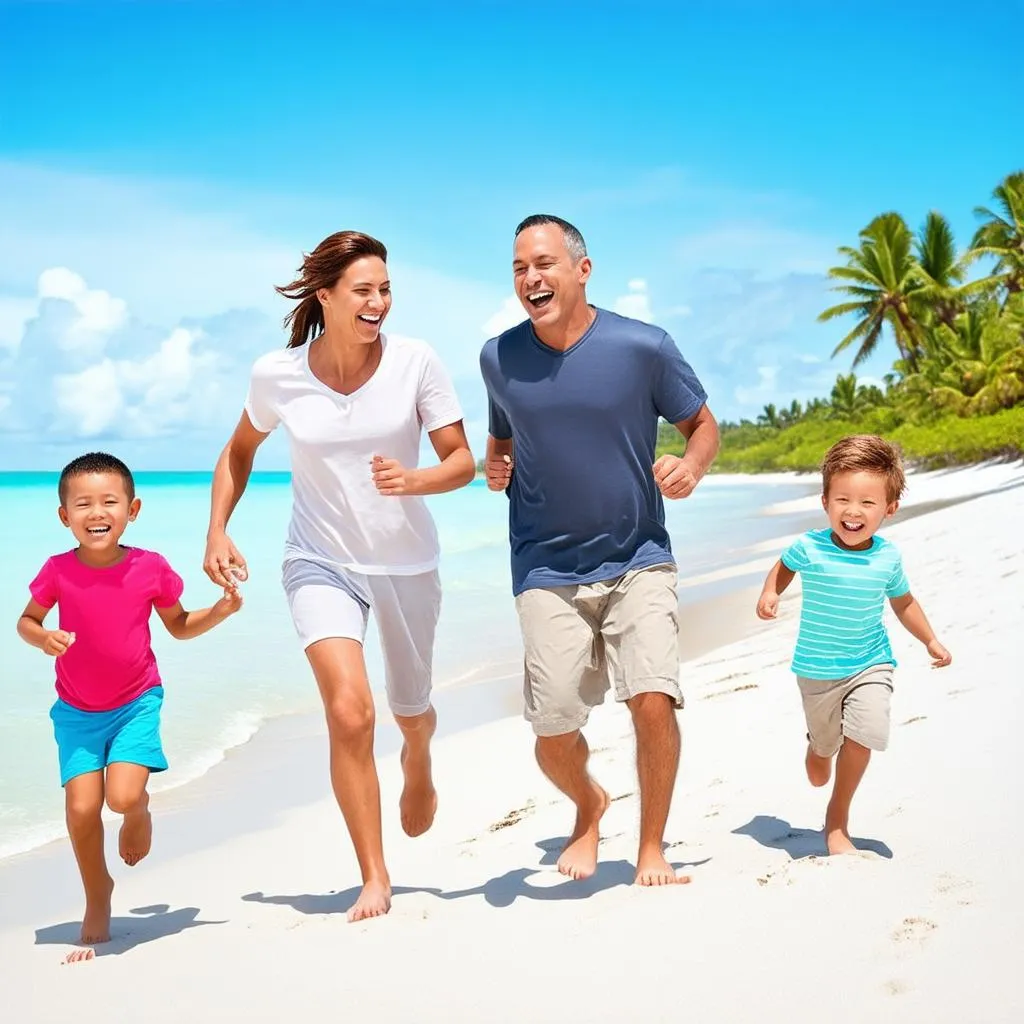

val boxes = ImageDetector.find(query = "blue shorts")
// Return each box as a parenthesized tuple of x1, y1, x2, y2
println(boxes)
(50, 686, 168, 787)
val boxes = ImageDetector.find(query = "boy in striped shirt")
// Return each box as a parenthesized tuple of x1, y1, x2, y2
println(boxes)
(756, 435, 951, 854)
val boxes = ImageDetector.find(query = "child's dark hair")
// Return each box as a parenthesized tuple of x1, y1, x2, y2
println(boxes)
(821, 435, 906, 504)
(58, 452, 136, 505)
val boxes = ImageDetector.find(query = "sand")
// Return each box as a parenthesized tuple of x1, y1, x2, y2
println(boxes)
(1, 467, 1022, 1022)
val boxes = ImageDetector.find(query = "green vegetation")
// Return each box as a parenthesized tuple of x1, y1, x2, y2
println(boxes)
(658, 171, 1024, 473)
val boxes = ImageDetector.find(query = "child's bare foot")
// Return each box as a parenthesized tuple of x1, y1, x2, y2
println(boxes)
(805, 745, 832, 787)
(119, 806, 152, 866)
(634, 846, 692, 886)
(64, 947, 97, 964)
(347, 878, 392, 923)
(80, 875, 114, 945)
(557, 782, 610, 881)
(399, 744, 437, 838)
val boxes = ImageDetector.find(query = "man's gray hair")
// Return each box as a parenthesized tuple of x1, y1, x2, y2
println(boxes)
(514, 214, 588, 263)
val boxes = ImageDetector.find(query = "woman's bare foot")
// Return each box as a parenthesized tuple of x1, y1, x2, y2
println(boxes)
(118, 806, 153, 866)
(80, 875, 114, 945)
(805, 745, 832, 787)
(557, 783, 610, 881)
(635, 846, 692, 886)
(825, 825, 858, 855)
(399, 744, 438, 838)
(347, 878, 392, 923)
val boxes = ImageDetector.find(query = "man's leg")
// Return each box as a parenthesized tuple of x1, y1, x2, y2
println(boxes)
(516, 583, 611, 881)
(604, 566, 688, 885)
(824, 739, 871, 854)
(105, 762, 153, 867)
(628, 692, 687, 885)
(64, 771, 113, 945)
(535, 730, 609, 881)
(306, 637, 391, 922)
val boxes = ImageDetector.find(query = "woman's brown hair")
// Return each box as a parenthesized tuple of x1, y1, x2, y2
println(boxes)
(275, 231, 388, 348)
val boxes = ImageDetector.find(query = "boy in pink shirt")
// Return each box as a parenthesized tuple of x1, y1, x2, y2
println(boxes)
(17, 452, 242, 958)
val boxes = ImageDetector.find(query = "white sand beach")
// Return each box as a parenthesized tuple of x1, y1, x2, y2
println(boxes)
(1, 467, 1022, 1023)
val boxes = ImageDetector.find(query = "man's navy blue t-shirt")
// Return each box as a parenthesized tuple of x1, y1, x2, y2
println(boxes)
(479, 307, 708, 596)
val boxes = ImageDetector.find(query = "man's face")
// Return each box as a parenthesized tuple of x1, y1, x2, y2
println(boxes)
(513, 225, 591, 328)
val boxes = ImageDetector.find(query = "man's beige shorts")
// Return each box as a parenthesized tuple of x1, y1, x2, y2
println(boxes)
(514, 563, 682, 737)
(797, 663, 894, 757)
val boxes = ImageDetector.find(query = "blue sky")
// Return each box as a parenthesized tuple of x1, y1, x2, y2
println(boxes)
(1, 0, 1021, 469)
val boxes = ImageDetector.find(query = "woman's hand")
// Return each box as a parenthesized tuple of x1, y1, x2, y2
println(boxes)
(371, 455, 420, 496)
(203, 530, 249, 589)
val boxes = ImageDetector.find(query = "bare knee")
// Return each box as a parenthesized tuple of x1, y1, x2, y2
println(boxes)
(66, 792, 103, 830)
(627, 691, 677, 728)
(326, 692, 376, 745)
(536, 730, 581, 759)
(105, 787, 146, 816)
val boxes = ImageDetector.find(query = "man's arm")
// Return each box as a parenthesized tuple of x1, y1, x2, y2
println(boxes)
(652, 404, 720, 499)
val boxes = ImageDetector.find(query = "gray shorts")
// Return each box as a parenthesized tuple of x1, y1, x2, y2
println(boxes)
(281, 558, 441, 717)
(797, 663, 894, 756)
(514, 564, 682, 737)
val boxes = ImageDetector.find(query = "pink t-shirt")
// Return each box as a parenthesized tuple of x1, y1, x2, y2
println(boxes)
(29, 547, 185, 712)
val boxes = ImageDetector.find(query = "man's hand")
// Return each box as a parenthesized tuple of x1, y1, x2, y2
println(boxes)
(485, 453, 513, 492)
(756, 592, 779, 620)
(926, 638, 952, 668)
(653, 455, 698, 499)
(43, 630, 76, 657)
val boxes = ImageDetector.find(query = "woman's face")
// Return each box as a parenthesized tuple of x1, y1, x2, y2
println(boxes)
(320, 256, 392, 343)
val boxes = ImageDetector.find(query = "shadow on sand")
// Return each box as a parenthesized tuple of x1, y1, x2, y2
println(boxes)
(35, 903, 225, 957)
(243, 839, 710, 915)
(732, 814, 893, 859)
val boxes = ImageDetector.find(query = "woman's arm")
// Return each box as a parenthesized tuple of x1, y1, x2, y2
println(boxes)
(204, 412, 269, 587)
(372, 421, 475, 496)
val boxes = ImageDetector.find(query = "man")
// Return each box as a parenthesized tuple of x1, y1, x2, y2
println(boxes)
(479, 214, 719, 886)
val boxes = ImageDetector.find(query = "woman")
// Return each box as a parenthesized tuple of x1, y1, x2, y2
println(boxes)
(203, 231, 475, 922)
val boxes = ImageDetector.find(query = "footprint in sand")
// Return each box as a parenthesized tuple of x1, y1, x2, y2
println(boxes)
(488, 800, 535, 832)
(935, 872, 975, 907)
(900, 715, 927, 726)
(892, 916, 938, 945)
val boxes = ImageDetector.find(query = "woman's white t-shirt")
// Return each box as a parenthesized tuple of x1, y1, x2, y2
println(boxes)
(244, 334, 463, 575)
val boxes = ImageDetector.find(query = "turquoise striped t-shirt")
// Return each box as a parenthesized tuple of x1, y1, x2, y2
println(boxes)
(781, 528, 910, 680)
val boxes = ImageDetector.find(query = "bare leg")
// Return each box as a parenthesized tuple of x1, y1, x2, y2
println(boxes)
(628, 692, 688, 886)
(306, 638, 391, 922)
(105, 762, 153, 867)
(825, 738, 871, 855)
(394, 706, 437, 838)
(535, 730, 609, 880)
(64, 772, 114, 947)
(805, 744, 832, 787)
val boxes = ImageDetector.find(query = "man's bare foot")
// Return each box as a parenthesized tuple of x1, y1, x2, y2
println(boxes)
(805, 745, 832, 787)
(399, 744, 438, 838)
(557, 783, 610, 881)
(119, 807, 152, 866)
(347, 878, 392, 923)
(635, 847, 692, 886)
(80, 876, 114, 945)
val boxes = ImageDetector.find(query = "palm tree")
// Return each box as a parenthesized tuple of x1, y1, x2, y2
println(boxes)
(968, 171, 1024, 301)
(819, 213, 927, 371)
(829, 373, 878, 419)
(914, 211, 974, 327)
(758, 403, 781, 428)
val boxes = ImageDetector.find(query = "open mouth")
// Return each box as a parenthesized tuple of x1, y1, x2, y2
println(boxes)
(358, 314, 382, 325)
(526, 291, 554, 310)
(841, 520, 865, 533)
(86, 526, 111, 536)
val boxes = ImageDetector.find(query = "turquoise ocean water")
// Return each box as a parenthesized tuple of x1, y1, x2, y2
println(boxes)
(0, 472, 814, 859)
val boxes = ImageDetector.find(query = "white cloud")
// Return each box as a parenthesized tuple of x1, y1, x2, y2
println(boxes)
(0, 296, 37, 351)
(482, 295, 526, 338)
(613, 279, 654, 323)
(734, 365, 779, 406)
(38, 268, 127, 342)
